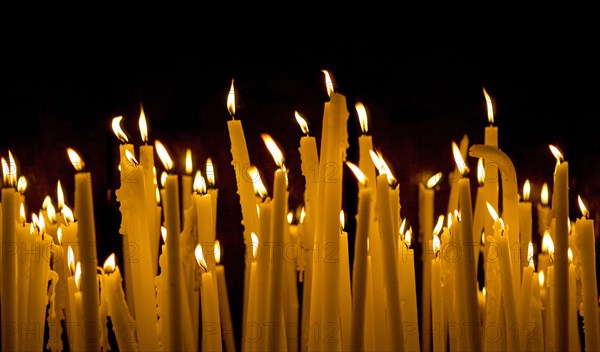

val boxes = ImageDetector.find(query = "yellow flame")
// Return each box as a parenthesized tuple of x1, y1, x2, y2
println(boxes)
(404, 227, 412, 248)
(19, 203, 26, 223)
(433, 234, 441, 254)
(542, 231, 553, 254)
(523, 180, 531, 201)
(483, 287, 487, 299)
(261, 133, 284, 168)
(541, 183, 549, 205)
(206, 158, 215, 187)
(62, 204, 74, 224)
(300, 207, 306, 224)
(486, 202, 500, 222)
(322, 70, 334, 97)
(193, 170, 206, 194)
(399, 218, 407, 236)
(481, 231, 485, 245)
(227, 79, 236, 117)
(538, 271, 545, 288)
(426, 172, 442, 189)
(477, 158, 485, 185)
(160, 171, 167, 188)
(161, 226, 167, 243)
(452, 141, 466, 176)
(377, 151, 396, 186)
(125, 149, 138, 165)
(43, 196, 57, 223)
(215, 240, 221, 264)
(287, 212, 294, 225)
(251, 232, 259, 259)
(139, 104, 148, 143)
(57, 181, 65, 210)
(549, 144, 564, 164)
(17, 176, 27, 193)
(31, 213, 39, 231)
(346, 161, 367, 186)
(67, 148, 84, 172)
(7, 151, 17, 186)
(68, 246, 75, 275)
(340, 210, 345, 230)
(433, 215, 445, 236)
(153, 167, 157, 185)
(568, 247, 573, 263)
(111, 116, 129, 143)
(447, 212, 453, 229)
(1, 157, 10, 187)
(154, 140, 173, 171)
(528, 241, 534, 268)
(295, 111, 309, 135)
(355, 102, 368, 134)
(57, 228, 63, 245)
(38, 212, 45, 233)
(104, 253, 116, 273)
(369, 150, 384, 174)
(75, 262, 81, 290)
(247, 165, 268, 198)
(578, 195, 589, 218)
(483, 87, 494, 124)
(195, 244, 207, 271)
(156, 187, 161, 204)
(185, 148, 193, 175)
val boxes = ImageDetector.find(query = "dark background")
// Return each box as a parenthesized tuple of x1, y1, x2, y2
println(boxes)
(2, 30, 599, 349)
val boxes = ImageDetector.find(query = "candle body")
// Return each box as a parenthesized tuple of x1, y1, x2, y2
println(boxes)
(498, 231, 519, 352)
(216, 264, 236, 352)
(418, 182, 434, 352)
(552, 161, 569, 351)
(431, 255, 446, 352)
(339, 230, 352, 351)
(1, 188, 18, 351)
(201, 270, 223, 352)
(537, 203, 551, 239)
(398, 244, 419, 352)
(105, 266, 138, 351)
(483, 125, 499, 245)
(181, 174, 192, 212)
(519, 266, 533, 351)
(139, 144, 159, 275)
(518, 201, 532, 270)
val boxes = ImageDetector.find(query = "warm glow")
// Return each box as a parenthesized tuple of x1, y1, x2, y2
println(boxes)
(528, 242, 534, 269)
(477, 158, 485, 185)
(578, 195, 589, 218)
(185, 148, 193, 175)
(57, 180, 64, 210)
(155, 140, 173, 172)
(369, 150, 384, 174)
(481, 231, 485, 245)
(355, 101, 368, 134)
(399, 218, 407, 237)
(1, 157, 10, 187)
(68, 246, 75, 275)
(377, 151, 396, 186)
(433, 234, 441, 254)
(538, 271, 545, 288)
(483, 87, 494, 124)
(295, 111, 309, 135)
(160, 171, 167, 188)
(19, 203, 26, 224)
(8, 151, 16, 186)
(43, 196, 56, 223)
(452, 141, 466, 176)
(346, 161, 367, 187)
(206, 158, 215, 187)
(251, 232, 259, 259)
(161, 226, 167, 243)
(38, 213, 45, 234)
(549, 144, 564, 164)
(193, 170, 207, 194)
(74, 262, 81, 290)
(300, 207, 306, 224)
(111, 116, 129, 143)
(523, 180, 531, 201)
(67, 148, 85, 171)
(261, 133, 284, 168)
(433, 215, 445, 236)
(486, 202, 499, 222)
(447, 212, 453, 229)
(215, 240, 221, 264)
(31, 213, 39, 233)
(287, 212, 294, 225)
(195, 244, 207, 271)
(227, 79, 236, 117)
(17, 176, 27, 193)
(139, 104, 148, 143)
(404, 227, 412, 248)
(125, 149, 138, 165)
(62, 204, 74, 224)
(247, 165, 268, 198)
(340, 210, 345, 230)
(541, 183, 549, 205)
(57, 228, 62, 245)
(568, 247, 573, 263)
(483, 287, 487, 299)
(104, 253, 116, 273)
(322, 70, 334, 97)
(426, 172, 442, 189)
(156, 187, 161, 204)
(542, 231, 553, 254)
(153, 167, 157, 185)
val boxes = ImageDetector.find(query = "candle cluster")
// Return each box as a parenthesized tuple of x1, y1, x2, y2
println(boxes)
(0, 71, 598, 352)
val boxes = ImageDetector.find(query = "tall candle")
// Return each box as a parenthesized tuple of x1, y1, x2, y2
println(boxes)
(531, 272, 545, 352)
(472, 159, 485, 268)
(398, 229, 420, 352)
(215, 241, 236, 352)
(196, 245, 223, 352)
(519, 242, 534, 352)
(339, 213, 352, 351)
(549, 145, 569, 351)
(206, 158, 219, 236)
(483, 88, 499, 262)
(68, 261, 83, 352)
(575, 197, 599, 351)
(519, 180, 533, 271)
(447, 135, 469, 215)
(67, 148, 100, 351)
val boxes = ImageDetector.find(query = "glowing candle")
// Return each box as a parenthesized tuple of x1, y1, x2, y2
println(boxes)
(339, 210, 352, 351)
(1, 153, 19, 351)
(549, 144, 569, 351)
(519, 242, 534, 351)
(68, 261, 83, 352)
(430, 233, 446, 352)
(482, 88, 499, 254)
(472, 158, 485, 266)
(194, 171, 217, 279)
(575, 196, 599, 351)
(519, 180, 533, 270)
(447, 135, 469, 216)
(196, 245, 223, 352)
(155, 140, 184, 351)
(182, 148, 193, 211)
(214, 241, 236, 352)
(67, 148, 100, 351)
(537, 182, 551, 239)
(398, 227, 420, 352)
(206, 157, 219, 235)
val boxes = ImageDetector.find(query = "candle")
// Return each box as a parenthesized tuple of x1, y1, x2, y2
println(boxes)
(255, 201, 271, 351)
(537, 182, 551, 239)
(472, 158, 485, 266)
(206, 157, 219, 236)
(215, 241, 236, 352)
(194, 171, 218, 281)
(431, 235, 446, 352)
(155, 140, 184, 351)
(519, 180, 533, 271)
(447, 134, 469, 215)
(549, 144, 569, 351)
(196, 244, 223, 352)
(531, 272, 545, 352)
(519, 242, 534, 351)
(17, 204, 31, 349)
(102, 254, 138, 351)
(1, 153, 19, 351)
(67, 148, 100, 351)
(482, 88, 499, 257)
(575, 196, 599, 351)
(339, 211, 352, 352)
(68, 261, 84, 352)
(182, 147, 193, 211)
(244, 233, 259, 352)
(398, 228, 420, 352)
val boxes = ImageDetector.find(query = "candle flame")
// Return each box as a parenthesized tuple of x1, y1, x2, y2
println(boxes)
(161, 226, 167, 243)
(247, 165, 268, 198)
(139, 104, 149, 143)
(483, 287, 487, 299)
(295, 111, 310, 135)
(103, 253, 116, 273)
(206, 158, 215, 187)
(125, 149, 138, 165)
(227, 79, 236, 117)
(483, 87, 494, 124)
(8, 151, 17, 186)
(153, 167, 158, 185)
(62, 204, 74, 224)
(346, 161, 367, 187)
(287, 212, 294, 225)
(19, 203, 26, 224)
(340, 210, 345, 230)
(433, 234, 441, 254)
(370, 150, 396, 186)
(68, 246, 75, 275)
(38, 212, 45, 234)
(74, 262, 81, 290)
(111, 116, 129, 143)
(541, 183, 549, 205)
(156, 187, 161, 204)
(542, 230, 553, 254)
(215, 240, 221, 264)
(195, 244, 207, 271)
(193, 170, 207, 195)
(481, 231, 485, 245)
(57, 228, 62, 245)
(261, 133, 284, 168)
(399, 218, 407, 237)
(1, 157, 10, 187)
(578, 195, 589, 218)
(185, 148, 193, 175)
(154, 140, 174, 172)
(251, 232, 259, 260)
(452, 141, 466, 176)
(477, 158, 485, 185)
(447, 212, 453, 229)
(322, 70, 334, 97)
(160, 171, 167, 188)
(486, 202, 500, 224)
(300, 207, 306, 224)
(66, 148, 85, 172)
(17, 176, 27, 194)
(426, 172, 442, 189)
(549, 144, 564, 164)
(568, 247, 573, 263)
(521, 180, 530, 201)
(43, 196, 57, 223)
(355, 102, 368, 134)
(538, 271, 545, 287)
(528, 241, 534, 269)
(433, 215, 445, 236)
(404, 227, 412, 248)
(57, 180, 64, 210)
(31, 212, 39, 232)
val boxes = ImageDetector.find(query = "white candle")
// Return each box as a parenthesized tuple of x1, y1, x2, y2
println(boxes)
(482, 88, 499, 264)
(431, 236, 446, 352)
(398, 229, 420, 352)
(196, 245, 223, 352)
(215, 241, 236, 352)
(339, 214, 352, 351)
(519, 243, 534, 351)
(519, 180, 533, 270)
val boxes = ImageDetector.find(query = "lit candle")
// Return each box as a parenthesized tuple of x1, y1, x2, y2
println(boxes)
(575, 196, 599, 351)
(206, 157, 219, 235)
(102, 254, 138, 352)
(531, 272, 545, 352)
(67, 147, 100, 351)
(339, 210, 352, 351)
(519, 180, 533, 271)
(430, 232, 446, 352)
(472, 158, 485, 266)
(1, 152, 19, 351)
(69, 261, 84, 352)
(537, 182, 551, 239)
(398, 227, 420, 352)
(182, 147, 193, 211)
(549, 144, 569, 351)
(155, 140, 184, 352)
(482, 88, 499, 255)
(194, 171, 217, 280)
(519, 242, 534, 351)
(196, 244, 223, 352)
(215, 241, 236, 352)
(447, 135, 469, 216)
